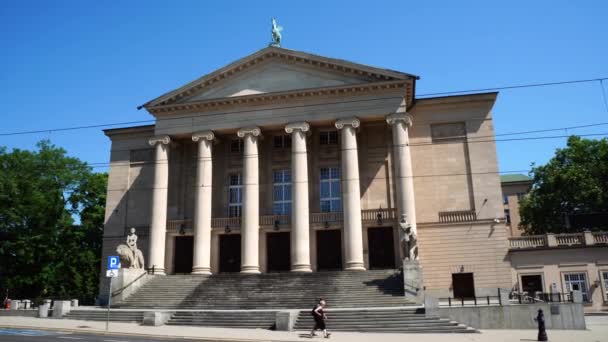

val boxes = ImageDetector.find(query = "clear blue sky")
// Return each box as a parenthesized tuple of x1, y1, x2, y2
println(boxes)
(1, 0, 607, 175)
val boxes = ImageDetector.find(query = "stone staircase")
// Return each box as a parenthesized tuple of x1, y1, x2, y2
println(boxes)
(116, 269, 412, 309)
(167, 311, 277, 329)
(294, 308, 476, 333)
(106, 270, 475, 333)
(65, 309, 144, 323)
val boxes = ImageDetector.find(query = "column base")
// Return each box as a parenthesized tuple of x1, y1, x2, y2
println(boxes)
(240, 266, 261, 274)
(148, 267, 166, 275)
(344, 262, 366, 271)
(290, 264, 312, 273)
(191, 266, 211, 275)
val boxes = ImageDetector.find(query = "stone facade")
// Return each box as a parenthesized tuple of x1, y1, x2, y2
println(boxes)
(508, 231, 608, 312)
(99, 47, 511, 301)
(500, 174, 533, 237)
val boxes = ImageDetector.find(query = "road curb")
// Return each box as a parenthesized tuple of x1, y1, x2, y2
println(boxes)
(0, 324, 282, 341)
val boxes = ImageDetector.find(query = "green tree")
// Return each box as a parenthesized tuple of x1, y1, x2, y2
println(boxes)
(0, 140, 107, 304)
(519, 136, 608, 234)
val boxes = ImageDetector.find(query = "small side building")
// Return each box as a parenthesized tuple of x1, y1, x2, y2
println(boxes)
(501, 176, 608, 312)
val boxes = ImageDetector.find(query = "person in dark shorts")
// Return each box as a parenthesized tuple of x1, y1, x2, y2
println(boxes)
(310, 298, 330, 338)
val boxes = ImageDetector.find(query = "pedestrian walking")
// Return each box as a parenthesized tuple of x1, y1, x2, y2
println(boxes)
(310, 298, 330, 338)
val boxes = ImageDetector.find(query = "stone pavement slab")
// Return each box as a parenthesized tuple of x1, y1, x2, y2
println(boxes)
(0, 316, 607, 342)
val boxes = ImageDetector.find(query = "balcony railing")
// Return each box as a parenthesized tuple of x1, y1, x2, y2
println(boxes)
(310, 212, 343, 224)
(438, 210, 477, 223)
(509, 235, 547, 249)
(166, 208, 400, 231)
(593, 232, 608, 244)
(555, 233, 584, 246)
(509, 231, 608, 250)
(260, 215, 290, 226)
(361, 208, 397, 222)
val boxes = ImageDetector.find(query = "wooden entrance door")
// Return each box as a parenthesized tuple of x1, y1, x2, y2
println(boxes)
(452, 273, 476, 299)
(316, 230, 342, 270)
(367, 227, 396, 269)
(267, 232, 290, 272)
(219, 234, 241, 273)
(174, 236, 193, 274)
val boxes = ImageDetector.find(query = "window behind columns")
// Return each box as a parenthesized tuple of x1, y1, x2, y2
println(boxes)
(273, 135, 292, 149)
(273, 169, 292, 215)
(319, 131, 339, 145)
(320, 167, 341, 212)
(228, 174, 242, 217)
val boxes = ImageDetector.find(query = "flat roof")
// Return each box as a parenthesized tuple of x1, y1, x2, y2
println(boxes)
(500, 174, 532, 183)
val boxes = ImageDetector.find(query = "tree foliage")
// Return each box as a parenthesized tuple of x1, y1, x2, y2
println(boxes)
(0, 140, 107, 304)
(519, 136, 608, 234)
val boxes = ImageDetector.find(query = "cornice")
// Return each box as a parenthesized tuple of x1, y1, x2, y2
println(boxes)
(148, 80, 409, 117)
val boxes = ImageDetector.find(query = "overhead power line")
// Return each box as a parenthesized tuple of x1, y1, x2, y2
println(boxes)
(1, 76, 608, 137)
(416, 77, 608, 97)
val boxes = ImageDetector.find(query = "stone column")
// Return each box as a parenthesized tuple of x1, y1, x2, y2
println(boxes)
(237, 127, 262, 274)
(285, 122, 312, 272)
(386, 113, 417, 235)
(335, 118, 365, 271)
(191, 131, 215, 274)
(148, 135, 171, 275)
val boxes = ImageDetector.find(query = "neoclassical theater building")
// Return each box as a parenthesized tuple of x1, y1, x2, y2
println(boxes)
(102, 47, 511, 298)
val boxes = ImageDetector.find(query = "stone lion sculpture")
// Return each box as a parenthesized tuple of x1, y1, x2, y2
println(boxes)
(116, 227, 145, 269)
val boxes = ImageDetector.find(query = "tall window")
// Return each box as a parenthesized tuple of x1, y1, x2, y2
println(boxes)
(228, 174, 242, 217)
(320, 131, 338, 145)
(563, 273, 589, 302)
(320, 167, 341, 212)
(502, 194, 509, 205)
(230, 139, 244, 153)
(601, 271, 608, 302)
(273, 135, 291, 149)
(517, 192, 526, 201)
(273, 169, 291, 215)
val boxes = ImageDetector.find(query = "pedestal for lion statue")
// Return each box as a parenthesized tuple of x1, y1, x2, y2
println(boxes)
(111, 228, 150, 303)
(399, 215, 424, 304)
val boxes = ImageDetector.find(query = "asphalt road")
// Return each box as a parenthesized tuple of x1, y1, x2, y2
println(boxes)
(0, 328, 206, 342)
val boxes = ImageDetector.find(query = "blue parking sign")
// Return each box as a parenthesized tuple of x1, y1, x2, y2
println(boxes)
(107, 256, 120, 270)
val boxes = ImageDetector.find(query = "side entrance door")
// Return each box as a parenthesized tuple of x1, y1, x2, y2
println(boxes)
(219, 234, 241, 273)
(452, 273, 476, 299)
(367, 227, 396, 269)
(174, 236, 194, 274)
(317, 230, 342, 271)
(267, 232, 291, 272)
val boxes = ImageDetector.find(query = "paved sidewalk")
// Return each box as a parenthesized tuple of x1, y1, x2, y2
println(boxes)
(0, 316, 606, 342)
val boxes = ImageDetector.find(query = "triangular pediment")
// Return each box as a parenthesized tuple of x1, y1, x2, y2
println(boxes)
(179, 60, 373, 102)
(143, 47, 418, 109)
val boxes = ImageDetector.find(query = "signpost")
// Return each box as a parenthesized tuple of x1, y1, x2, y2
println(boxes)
(106, 256, 120, 331)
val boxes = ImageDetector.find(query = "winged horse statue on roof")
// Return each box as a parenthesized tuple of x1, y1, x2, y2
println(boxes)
(269, 17, 283, 47)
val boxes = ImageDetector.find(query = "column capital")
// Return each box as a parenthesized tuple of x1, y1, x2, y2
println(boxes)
(192, 130, 215, 142)
(148, 135, 171, 146)
(335, 117, 360, 130)
(237, 126, 262, 138)
(386, 113, 413, 127)
(285, 122, 310, 134)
